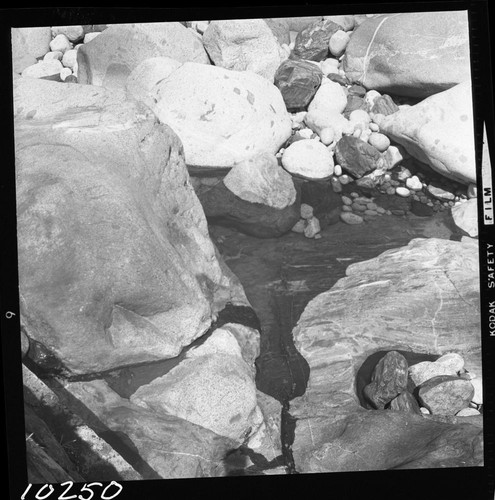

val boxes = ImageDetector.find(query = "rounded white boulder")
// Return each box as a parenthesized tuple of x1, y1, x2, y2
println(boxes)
(282, 139, 334, 180)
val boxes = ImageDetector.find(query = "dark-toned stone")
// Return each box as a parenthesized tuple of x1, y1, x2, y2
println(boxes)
(198, 180, 301, 238)
(373, 193, 411, 212)
(418, 375, 475, 415)
(335, 136, 384, 178)
(389, 391, 423, 414)
(371, 94, 400, 115)
(349, 84, 367, 97)
(411, 199, 434, 217)
(291, 19, 343, 61)
(343, 95, 367, 118)
(274, 59, 323, 111)
(363, 351, 409, 409)
(325, 73, 350, 86)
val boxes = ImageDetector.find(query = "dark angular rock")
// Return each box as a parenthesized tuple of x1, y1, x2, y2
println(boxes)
(325, 73, 350, 86)
(363, 350, 409, 409)
(348, 84, 367, 97)
(371, 94, 400, 115)
(389, 391, 423, 415)
(343, 95, 367, 118)
(335, 136, 383, 178)
(291, 19, 343, 61)
(418, 375, 475, 415)
(198, 181, 301, 238)
(274, 59, 323, 111)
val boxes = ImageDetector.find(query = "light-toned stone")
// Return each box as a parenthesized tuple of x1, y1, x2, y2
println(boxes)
(59, 67, 72, 81)
(319, 127, 335, 146)
(21, 59, 63, 79)
(203, 19, 287, 81)
(456, 408, 480, 416)
(304, 217, 321, 238)
(368, 132, 390, 152)
(374, 82, 476, 184)
(281, 139, 334, 180)
(406, 175, 423, 191)
(334, 164, 342, 176)
(49, 33, 72, 53)
(305, 109, 352, 142)
(291, 219, 306, 233)
(61, 49, 78, 69)
(308, 78, 347, 116)
(329, 30, 350, 57)
(43, 51, 62, 61)
(150, 62, 292, 169)
(223, 152, 296, 209)
(300, 203, 314, 219)
(52, 25, 84, 42)
(340, 212, 363, 224)
(83, 32, 101, 44)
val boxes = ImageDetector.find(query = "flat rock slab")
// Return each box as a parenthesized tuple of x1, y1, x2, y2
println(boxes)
(291, 408, 483, 472)
(343, 11, 471, 98)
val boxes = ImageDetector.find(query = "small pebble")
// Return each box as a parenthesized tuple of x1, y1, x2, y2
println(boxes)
(420, 407, 431, 415)
(319, 127, 335, 146)
(304, 217, 321, 238)
(376, 207, 386, 214)
(334, 164, 342, 176)
(300, 203, 314, 219)
(329, 30, 350, 57)
(291, 219, 306, 233)
(349, 109, 371, 125)
(314, 233, 322, 240)
(339, 175, 351, 185)
(406, 175, 423, 191)
(342, 205, 352, 212)
(340, 212, 363, 225)
(369, 122, 380, 132)
(364, 209, 378, 216)
(341, 195, 352, 205)
(395, 187, 411, 197)
(366, 202, 378, 211)
(49, 33, 72, 53)
(368, 132, 390, 152)
(62, 49, 78, 69)
(365, 89, 381, 108)
(386, 187, 396, 195)
(353, 128, 362, 138)
(298, 128, 313, 139)
(331, 178, 342, 193)
(59, 67, 72, 81)
(456, 408, 480, 417)
(351, 202, 367, 212)
(350, 192, 359, 198)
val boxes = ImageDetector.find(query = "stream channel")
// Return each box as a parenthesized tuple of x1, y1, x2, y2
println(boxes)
(97, 204, 462, 475)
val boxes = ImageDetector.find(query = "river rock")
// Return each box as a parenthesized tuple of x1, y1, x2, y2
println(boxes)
(451, 198, 478, 238)
(125, 57, 182, 107)
(65, 379, 236, 478)
(203, 19, 287, 81)
(340, 212, 363, 225)
(131, 327, 264, 442)
(273, 59, 323, 111)
(335, 136, 384, 178)
(409, 361, 458, 387)
(281, 139, 334, 180)
(14, 77, 246, 375)
(307, 78, 348, 116)
(389, 391, 422, 414)
(371, 94, 400, 116)
(427, 184, 455, 201)
(343, 11, 470, 98)
(197, 171, 300, 239)
(363, 351, 409, 409)
(149, 62, 291, 170)
(77, 23, 209, 90)
(52, 25, 85, 42)
(329, 30, 350, 57)
(21, 60, 63, 80)
(304, 109, 352, 142)
(374, 82, 476, 185)
(291, 18, 343, 61)
(418, 375, 474, 415)
(368, 132, 390, 152)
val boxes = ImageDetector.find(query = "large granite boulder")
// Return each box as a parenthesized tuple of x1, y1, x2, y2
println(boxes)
(292, 237, 481, 409)
(64, 378, 237, 478)
(76, 23, 209, 90)
(202, 19, 288, 81)
(149, 62, 292, 171)
(374, 82, 476, 185)
(343, 11, 471, 98)
(289, 237, 482, 472)
(14, 77, 247, 375)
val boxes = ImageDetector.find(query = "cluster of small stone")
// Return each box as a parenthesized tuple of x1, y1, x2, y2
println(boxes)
(13, 25, 106, 82)
(291, 203, 323, 239)
(363, 351, 483, 417)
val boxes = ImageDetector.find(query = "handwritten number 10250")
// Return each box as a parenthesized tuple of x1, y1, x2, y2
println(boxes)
(21, 481, 123, 500)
